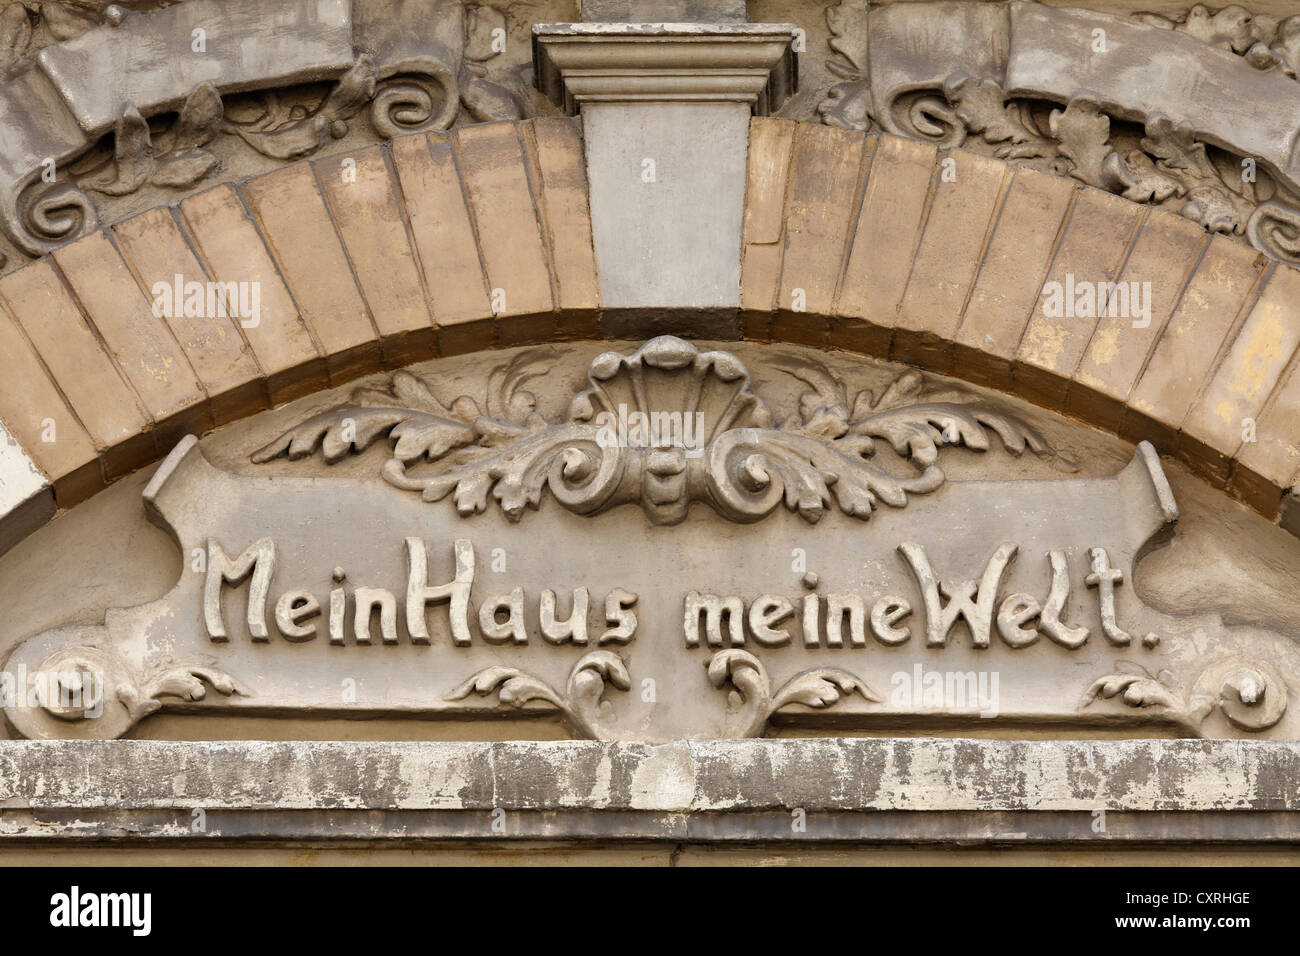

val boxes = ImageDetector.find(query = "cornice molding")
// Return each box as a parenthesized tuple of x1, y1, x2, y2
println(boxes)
(532, 20, 798, 113)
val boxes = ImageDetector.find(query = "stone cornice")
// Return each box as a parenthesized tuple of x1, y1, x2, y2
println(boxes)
(0, 739, 1295, 845)
(532, 21, 798, 114)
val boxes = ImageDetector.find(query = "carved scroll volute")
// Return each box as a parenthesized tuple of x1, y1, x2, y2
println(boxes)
(2, 628, 240, 741)
(355, 0, 465, 136)
(0, 69, 97, 259)
(1189, 659, 1288, 731)
(866, 1, 1010, 148)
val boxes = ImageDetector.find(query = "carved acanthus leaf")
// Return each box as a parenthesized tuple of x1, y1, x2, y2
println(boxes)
(707, 650, 879, 737)
(813, 2, 1300, 263)
(253, 338, 1059, 526)
(1080, 658, 1288, 732)
(84, 84, 223, 197)
(447, 651, 631, 739)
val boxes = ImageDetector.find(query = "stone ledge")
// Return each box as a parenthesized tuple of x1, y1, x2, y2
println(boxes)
(0, 738, 1294, 845)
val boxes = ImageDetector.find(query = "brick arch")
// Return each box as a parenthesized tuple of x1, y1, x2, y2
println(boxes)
(1, 118, 1299, 555)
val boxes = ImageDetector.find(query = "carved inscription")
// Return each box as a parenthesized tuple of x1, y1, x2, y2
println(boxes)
(4, 343, 1296, 743)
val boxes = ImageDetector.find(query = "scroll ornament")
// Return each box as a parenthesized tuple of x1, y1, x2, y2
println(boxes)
(816, 1, 1300, 264)
(1081, 657, 1288, 733)
(0, 0, 532, 268)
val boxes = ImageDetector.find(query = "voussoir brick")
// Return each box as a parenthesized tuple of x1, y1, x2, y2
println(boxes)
(739, 117, 796, 339)
(0, 258, 153, 478)
(454, 122, 554, 345)
(524, 117, 600, 337)
(1015, 189, 1144, 410)
(389, 132, 493, 354)
(0, 307, 101, 505)
(953, 167, 1075, 389)
(242, 163, 383, 384)
(111, 208, 266, 428)
(1233, 348, 1300, 517)
(179, 184, 327, 403)
(51, 230, 211, 452)
(772, 124, 868, 347)
(1182, 264, 1300, 485)
(892, 147, 1008, 372)
(1069, 210, 1209, 433)
(1122, 235, 1267, 451)
(833, 134, 937, 357)
(313, 146, 436, 368)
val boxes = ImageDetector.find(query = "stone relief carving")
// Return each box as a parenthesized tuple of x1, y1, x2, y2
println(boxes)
(0, 1, 177, 80)
(8, 0, 1300, 269)
(705, 650, 879, 738)
(251, 336, 1059, 526)
(4, 342, 1298, 742)
(1081, 657, 1288, 733)
(0, 0, 545, 270)
(816, 1, 1300, 264)
(448, 650, 631, 739)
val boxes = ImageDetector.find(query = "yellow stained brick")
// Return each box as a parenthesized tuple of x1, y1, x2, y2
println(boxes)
(835, 135, 937, 328)
(1183, 265, 1300, 467)
(0, 258, 152, 477)
(0, 309, 102, 504)
(740, 117, 796, 321)
(179, 184, 325, 402)
(51, 230, 210, 444)
(242, 164, 381, 382)
(390, 132, 492, 330)
(112, 208, 265, 426)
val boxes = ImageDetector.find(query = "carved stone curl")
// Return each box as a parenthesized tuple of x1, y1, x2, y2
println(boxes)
(815, 1, 1300, 263)
(4, 634, 242, 740)
(706, 650, 880, 737)
(1080, 657, 1287, 732)
(446, 650, 631, 739)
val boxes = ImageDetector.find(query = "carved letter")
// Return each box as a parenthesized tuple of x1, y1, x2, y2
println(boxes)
(204, 538, 276, 642)
(1040, 551, 1089, 649)
(898, 543, 1017, 648)
(749, 595, 794, 647)
(540, 588, 589, 645)
(354, 588, 399, 645)
(406, 538, 475, 646)
(479, 589, 528, 645)
(997, 593, 1041, 648)
(684, 592, 745, 648)
(826, 594, 867, 648)
(870, 596, 912, 646)
(1085, 547, 1132, 646)
(600, 589, 639, 644)
(275, 589, 320, 642)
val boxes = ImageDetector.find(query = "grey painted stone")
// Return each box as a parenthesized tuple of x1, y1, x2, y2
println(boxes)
(581, 1, 748, 23)
(0, 420, 53, 561)
(0, 738, 1293, 845)
(37, 0, 356, 137)
(533, 17, 795, 309)
(584, 102, 751, 309)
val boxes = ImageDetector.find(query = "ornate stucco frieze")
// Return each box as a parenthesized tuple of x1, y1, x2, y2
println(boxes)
(5, 1, 1300, 272)
(815, 1, 1300, 264)
(251, 335, 1058, 526)
(4, 340, 1295, 743)
(0, 0, 546, 270)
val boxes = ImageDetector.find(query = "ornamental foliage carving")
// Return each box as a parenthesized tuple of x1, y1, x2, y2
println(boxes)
(251, 336, 1058, 526)
(816, 1, 1300, 264)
